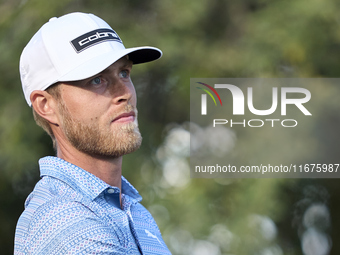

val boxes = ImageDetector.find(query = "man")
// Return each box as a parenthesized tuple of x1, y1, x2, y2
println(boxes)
(14, 12, 171, 254)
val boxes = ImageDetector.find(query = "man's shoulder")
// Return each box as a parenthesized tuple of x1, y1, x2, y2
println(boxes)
(15, 201, 130, 254)
(17, 178, 99, 235)
(15, 186, 125, 255)
(24, 175, 88, 214)
(29, 190, 97, 225)
(16, 175, 101, 240)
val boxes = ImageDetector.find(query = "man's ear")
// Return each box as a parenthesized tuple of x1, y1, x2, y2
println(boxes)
(30, 90, 59, 126)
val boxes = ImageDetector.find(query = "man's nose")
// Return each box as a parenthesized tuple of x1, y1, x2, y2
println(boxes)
(110, 80, 134, 104)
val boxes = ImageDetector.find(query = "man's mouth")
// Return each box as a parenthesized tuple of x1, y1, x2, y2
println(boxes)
(112, 111, 136, 123)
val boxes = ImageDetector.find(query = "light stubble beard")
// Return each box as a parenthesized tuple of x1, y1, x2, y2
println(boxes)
(58, 101, 142, 158)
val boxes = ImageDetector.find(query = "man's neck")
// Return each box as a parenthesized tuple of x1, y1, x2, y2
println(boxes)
(56, 145, 123, 190)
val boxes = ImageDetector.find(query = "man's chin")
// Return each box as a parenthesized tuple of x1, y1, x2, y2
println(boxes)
(77, 133, 143, 159)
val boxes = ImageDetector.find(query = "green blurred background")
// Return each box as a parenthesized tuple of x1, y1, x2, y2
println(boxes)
(1, 0, 340, 254)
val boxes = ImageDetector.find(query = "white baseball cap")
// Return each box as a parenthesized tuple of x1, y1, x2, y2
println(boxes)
(20, 12, 162, 106)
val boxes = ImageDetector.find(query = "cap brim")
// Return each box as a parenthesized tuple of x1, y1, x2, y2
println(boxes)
(128, 47, 162, 64)
(58, 46, 162, 83)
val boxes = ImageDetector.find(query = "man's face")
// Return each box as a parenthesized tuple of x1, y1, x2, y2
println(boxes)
(56, 56, 142, 158)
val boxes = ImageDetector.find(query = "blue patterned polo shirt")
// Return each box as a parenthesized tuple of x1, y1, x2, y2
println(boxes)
(14, 156, 171, 254)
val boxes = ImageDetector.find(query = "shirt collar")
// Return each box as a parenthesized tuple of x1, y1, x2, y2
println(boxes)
(39, 156, 142, 202)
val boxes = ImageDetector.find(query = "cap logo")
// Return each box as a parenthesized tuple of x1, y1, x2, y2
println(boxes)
(70, 28, 122, 53)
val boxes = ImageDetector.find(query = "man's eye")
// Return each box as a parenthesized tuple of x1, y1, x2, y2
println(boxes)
(119, 70, 129, 79)
(90, 77, 102, 85)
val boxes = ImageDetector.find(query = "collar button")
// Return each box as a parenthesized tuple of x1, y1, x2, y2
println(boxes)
(107, 188, 116, 194)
